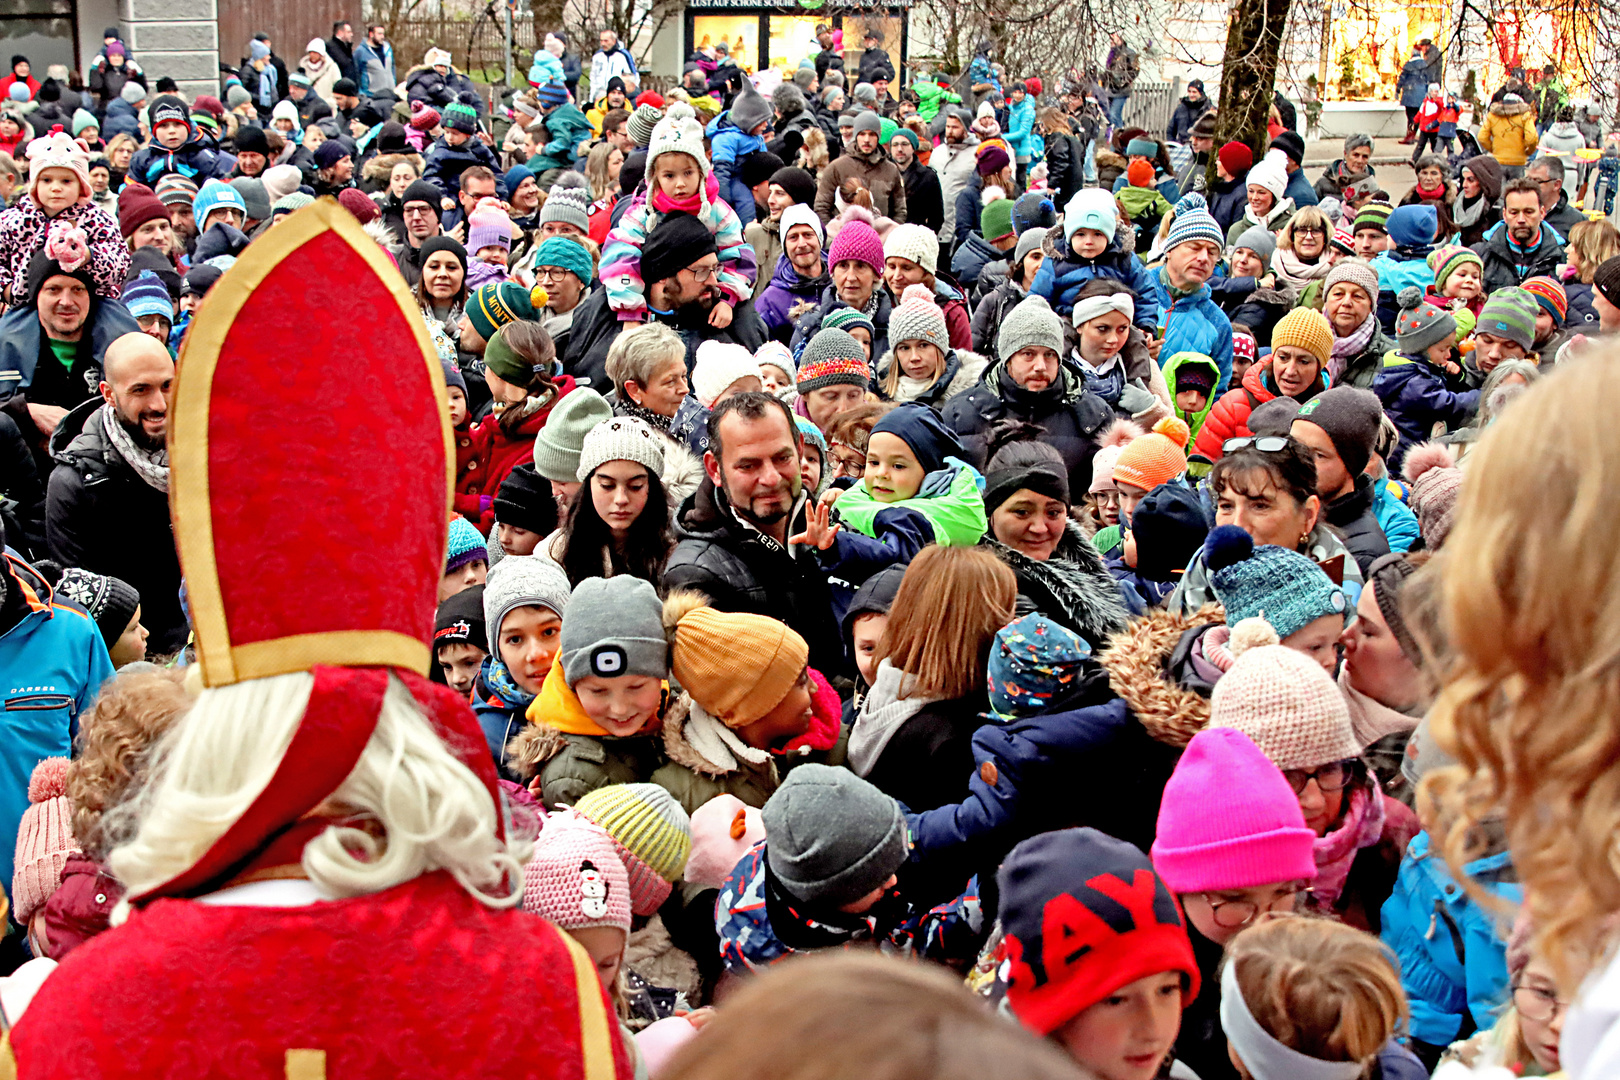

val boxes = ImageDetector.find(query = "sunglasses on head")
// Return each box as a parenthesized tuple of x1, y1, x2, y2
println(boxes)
(1223, 436, 1291, 454)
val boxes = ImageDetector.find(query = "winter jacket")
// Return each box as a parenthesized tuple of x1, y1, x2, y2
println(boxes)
(706, 112, 769, 220)
(1398, 57, 1430, 109)
(1044, 132, 1085, 212)
(589, 47, 638, 99)
(1225, 199, 1295, 247)
(872, 347, 988, 410)
(970, 278, 1028, 360)
(1147, 269, 1236, 393)
(952, 184, 989, 252)
(943, 361, 1114, 503)
(1371, 248, 1438, 332)
(789, 285, 894, 360)
(1005, 95, 1036, 160)
(1314, 160, 1378, 202)
(652, 695, 780, 815)
(931, 136, 981, 243)
(563, 287, 768, 394)
(1283, 167, 1319, 208)
(1161, 350, 1222, 442)
(99, 98, 139, 142)
(900, 159, 945, 236)
(1371, 476, 1420, 553)
(404, 66, 481, 116)
(1472, 219, 1565, 295)
(1207, 174, 1250, 236)
(1335, 322, 1399, 390)
(664, 480, 844, 677)
(743, 218, 779, 299)
(1322, 474, 1391, 576)
(1210, 275, 1296, 349)
(453, 379, 575, 532)
(0, 299, 139, 431)
(0, 197, 129, 309)
(1541, 189, 1586, 238)
(1381, 829, 1520, 1049)
(0, 411, 44, 558)
(1031, 228, 1162, 328)
(950, 232, 1006, 291)
(1477, 100, 1537, 167)
(45, 399, 186, 654)
(1193, 357, 1324, 461)
(506, 671, 667, 809)
(422, 135, 504, 207)
(855, 672, 989, 813)
(1167, 95, 1212, 144)
(355, 40, 397, 96)
(529, 103, 594, 175)
(40, 853, 120, 960)
(1371, 351, 1481, 470)
(602, 179, 755, 322)
(1112, 170, 1182, 211)
(756, 254, 829, 341)
(814, 147, 907, 225)
(983, 523, 1134, 648)
(87, 58, 145, 113)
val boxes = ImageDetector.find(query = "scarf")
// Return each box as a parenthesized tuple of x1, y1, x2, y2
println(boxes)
(684, 702, 773, 772)
(483, 657, 538, 714)
(1453, 191, 1487, 229)
(651, 186, 703, 216)
(1413, 180, 1447, 201)
(1272, 246, 1330, 289)
(1306, 782, 1385, 910)
(847, 661, 938, 776)
(614, 395, 673, 434)
(102, 403, 169, 492)
(1337, 666, 1421, 749)
(1326, 313, 1377, 384)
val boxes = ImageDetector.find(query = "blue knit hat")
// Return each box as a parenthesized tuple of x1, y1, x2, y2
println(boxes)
(1387, 204, 1438, 249)
(1204, 526, 1346, 640)
(537, 81, 569, 107)
(120, 271, 174, 321)
(987, 613, 1092, 720)
(504, 163, 534, 198)
(446, 516, 488, 573)
(530, 236, 594, 284)
(192, 178, 246, 228)
(1164, 192, 1224, 254)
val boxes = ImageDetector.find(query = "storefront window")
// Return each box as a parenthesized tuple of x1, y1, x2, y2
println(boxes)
(767, 15, 823, 76)
(1323, 0, 1444, 100)
(844, 15, 902, 76)
(693, 15, 761, 73)
(0, 0, 77, 78)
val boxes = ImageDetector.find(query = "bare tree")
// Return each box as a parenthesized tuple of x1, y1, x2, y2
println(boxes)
(1205, 0, 1292, 185)
(562, 0, 673, 80)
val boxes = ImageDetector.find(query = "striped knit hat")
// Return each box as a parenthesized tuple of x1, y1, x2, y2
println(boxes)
(821, 306, 875, 337)
(446, 515, 488, 573)
(1164, 192, 1224, 254)
(443, 98, 479, 134)
(797, 327, 873, 393)
(1474, 286, 1538, 350)
(626, 103, 663, 148)
(573, 784, 693, 916)
(1428, 244, 1483, 293)
(1520, 275, 1567, 327)
(1352, 200, 1393, 234)
(1330, 222, 1355, 255)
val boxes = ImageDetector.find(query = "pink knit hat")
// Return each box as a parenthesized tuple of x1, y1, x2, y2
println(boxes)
(1402, 442, 1462, 550)
(521, 820, 633, 934)
(1208, 644, 1360, 770)
(12, 758, 81, 923)
(1151, 728, 1317, 892)
(827, 219, 885, 275)
(684, 794, 765, 890)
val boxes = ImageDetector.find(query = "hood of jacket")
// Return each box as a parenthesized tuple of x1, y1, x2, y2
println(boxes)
(47, 396, 111, 468)
(1099, 605, 1225, 746)
(361, 151, 424, 184)
(1160, 350, 1222, 430)
(661, 694, 773, 777)
(1489, 100, 1531, 118)
(1546, 120, 1582, 142)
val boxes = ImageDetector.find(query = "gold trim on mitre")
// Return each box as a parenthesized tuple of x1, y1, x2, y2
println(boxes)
(169, 199, 456, 689)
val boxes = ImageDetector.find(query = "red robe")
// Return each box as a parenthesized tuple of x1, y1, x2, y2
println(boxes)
(5, 871, 631, 1080)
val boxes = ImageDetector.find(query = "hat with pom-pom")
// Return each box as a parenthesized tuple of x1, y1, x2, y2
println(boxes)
(1208, 644, 1358, 769)
(1402, 441, 1462, 550)
(648, 112, 711, 175)
(980, 190, 1016, 243)
(521, 819, 633, 933)
(691, 341, 762, 409)
(1126, 158, 1155, 188)
(882, 222, 938, 275)
(12, 758, 80, 923)
(1088, 419, 1144, 494)
(1394, 285, 1457, 354)
(1112, 416, 1190, 492)
(685, 794, 766, 890)
(466, 280, 549, 342)
(1013, 191, 1056, 235)
(408, 100, 441, 131)
(1165, 191, 1225, 254)
(573, 784, 693, 916)
(1204, 525, 1346, 642)
(888, 282, 949, 353)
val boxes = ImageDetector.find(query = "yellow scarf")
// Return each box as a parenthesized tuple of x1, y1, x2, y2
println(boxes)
(525, 663, 666, 738)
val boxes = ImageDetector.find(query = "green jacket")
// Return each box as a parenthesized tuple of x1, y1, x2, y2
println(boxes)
(531, 102, 594, 172)
(1161, 350, 1222, 447)
(1117, 184, 1173, 220)
(650, 696, 781, 816)
(508, 723, 666, 809)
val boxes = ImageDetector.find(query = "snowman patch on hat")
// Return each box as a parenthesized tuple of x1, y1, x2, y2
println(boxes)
(579, 860, 611, 919)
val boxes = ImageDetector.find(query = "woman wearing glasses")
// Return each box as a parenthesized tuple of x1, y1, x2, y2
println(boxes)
(1437, 929, 1568, 1076)
(1272, 207, 1335, 299)
(524, 236, 595, 361)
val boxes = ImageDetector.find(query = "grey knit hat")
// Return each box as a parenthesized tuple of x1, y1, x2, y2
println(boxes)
(996, 294, 1065, 361)
(853, 82, 878, 105)
(1012, 228, 1046, 269)
(729, 77, 772, 134)
(626, 103, 663, 149)
(272, 191, 314, 217)
(853, 109, 883, 135)
(225, 85, 252, 110)
(483, 555, 573, 653)
(1233, 224, 1275, 272)
(539, 184, 591, 233)
(534, 389, 614, 481)
(762, 763, 908, 907)
(772, 82, 806, 117)
(1323, 258, 1379, 304)
(576, 415, 666, 482)
(560, 576, 667, 685)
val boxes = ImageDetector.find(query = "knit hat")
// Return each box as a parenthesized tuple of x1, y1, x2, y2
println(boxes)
(1402, 442, 1462, 550)
(691, 341, 762, 409)
(888, 283, 949, 353)
(986, 613, 1092, 720)
(1473, 286, 1538, 350)
(1245, 150, 1288, 200)
(1125, 137, 1159, 159)
(668, 599, 808, 726)
(1151, 727, 1317, 893)
(482, 554, 571, 653)
(408, 103, 441, 132)
(1218, 141, 1253, 177)
(261, 163, 302, 202)
(1521, 275, 1567, 327)
(1270, 130, 1305, 166)
(1387, 204, 1437, 249)
(647, 112, 711, 175)
(576, 415, 665, 482)
(1594, 256, 1620, 308)
(1064, 188, 1117, 241)
(1173, 359, 1217, 397)
(530, 236, 593, 284)
(685, 795, 765, 890)
(533, 81, 568, 109)
(147, 93, 189, 130)
(153, 173, 198, 207)
(336, 187, 379, 226)
(821, 307, 875, 338)
(11, 758, 79, 923)
(26, 127, 92, 202)
(640, 211, 718, 286)
(1208, 643, 1359, 769)
(573, 783, 693, 915)
(1113, 416, 1191, 491)
(778, 202, 823, 247)
(521, 820, 633, 933)
(120, 80, 146, 105)
(1365, 553, 1421, 666)
(1394, 286, 1457, 354)
(1293, 386, 1383, 478)
(1246, 396, 1301, 437)
(1126, 159, 1155, 188)
(445, 515, 488, 574)
(1132, 483, 1211, 581)
(1012, 228, 1045, 270)
(70, 107, 98, 138)
(1233, 327, 1257, 365)
(998, 828, 1200, 1037)
(797, 328, 873, 393)
(539, 184, 591, 233)
(559, 575, 667, 689)
(1352, 200, 1393, 234)
(55, 567, 141, 649)
(997, 294, 1065, 361)
(729, 77, 772, 133)
(1270, 307, 1333, 364)
(465, 281, 548, 341)
(1330, 223, 1355, 255)
(1428, 244, 1483, 293)
(883, 222, 938, 274)
(1165, 192, 1224, 253)
(117, 184, 170, 239)
(626, 103, 663, 148)
(1011, 192, 1055, 237)
(740, 151, 784, 190)
(1204, 526, 1346, 642)
(980, 193, 1015, 244)
(975, 143, 1011, 177)
(762, 763, 908, 908)
(492, 465, 556, 537)
(769, 165, 817, 209)
(433, 583, 487, 654)
(871, 402, 966, 474)
(230, 176, 271, 223)
(272, 192, 314, 217)
(192, 177, 246, 227)
(233, 124, 270, 158)
(1323, 258, 1378, 303)
(533, 388, 612, 481)
(1232, 225, 1275, 273)
(119, 270, 173, 323)
(828, 218, 885, 274)
(465, 199, 513, 254)
(443, 98, 479, 134)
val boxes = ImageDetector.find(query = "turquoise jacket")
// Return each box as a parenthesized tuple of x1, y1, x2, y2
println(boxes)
(1372, 476, 1420, 553)
(1005, 95, 1036, 160)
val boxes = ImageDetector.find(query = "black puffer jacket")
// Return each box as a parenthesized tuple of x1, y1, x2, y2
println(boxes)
(663, 479, 843, 676)
(789, 286, 895, 361)
(1043, 132, 1084, 211)
(45, 398, 186, 653)
(1322, 474, 1390, 576)
(942, 362, 1113, 503)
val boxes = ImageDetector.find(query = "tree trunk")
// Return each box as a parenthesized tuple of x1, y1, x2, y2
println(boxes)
(1207, 0, 1292, 190)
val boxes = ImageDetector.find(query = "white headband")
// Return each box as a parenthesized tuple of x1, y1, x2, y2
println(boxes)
(1071, 293, 1135, 328)
(1219, 962, 1366, 1080)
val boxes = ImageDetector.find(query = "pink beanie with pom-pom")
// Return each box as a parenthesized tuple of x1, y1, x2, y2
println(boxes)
(12, 758, 81, 923)
(1403, 441, 1462, 550)
(1089, 418, 1144, 494)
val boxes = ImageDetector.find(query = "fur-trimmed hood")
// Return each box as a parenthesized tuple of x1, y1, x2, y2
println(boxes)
(1099, 605, 1225, 747)
(507, 689, 690, 780)
(661, 695, 772, 778)
(361, 150, 425, 184)
(872, 347, 989, 405)
(1489, 99, 1531, 118)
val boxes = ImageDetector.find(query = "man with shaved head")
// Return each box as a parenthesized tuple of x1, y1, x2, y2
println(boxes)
(46, 333, 186, 652)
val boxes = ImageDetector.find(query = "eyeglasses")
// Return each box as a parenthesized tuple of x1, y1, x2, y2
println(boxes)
(1513, 983, 1571, 1023)
(685, 262, 718, 283)
(533, 267, 575, 283)
(1223, 436, 1291, 454)
(403, 205, 436, 217)
(1293, 226, 1325, 236)
(1197, 887, 1303, 928)
(1280, 759, 1358, 795)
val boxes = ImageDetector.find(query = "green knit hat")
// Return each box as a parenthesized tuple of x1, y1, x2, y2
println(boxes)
(532, 388, 613, 482)
(1352, 200, 1393, 234)
(466, 281, 546, 342)
(1473, 286, 1538, 350)
(980, 195, 1016, 243)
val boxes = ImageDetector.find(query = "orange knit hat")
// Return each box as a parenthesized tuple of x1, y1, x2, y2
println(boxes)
(1113, 416, 1190, 491)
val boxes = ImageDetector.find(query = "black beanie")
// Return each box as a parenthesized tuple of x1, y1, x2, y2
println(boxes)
(25, 246, 96, 307)
(55, 568, 141, 649)
(640, 212, 718, 287)
(492, 464, 560, 538)
(1594, 255, 1620, 308)
(768, 165, 817, 207)
(376, 121, 409, 154)
(233, 125, 269, 156)
(434, 583, 487, 654)
(402, 178, 443, 210)
(740, 151, 784, 190)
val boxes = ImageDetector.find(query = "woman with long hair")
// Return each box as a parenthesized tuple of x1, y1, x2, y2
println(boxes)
(103, 133, 138, 191)
(414, 235, 467, 348)
(1036, 107, 1083, 209)
(583, 141, 623, 246)
(550, 416, 675, 588)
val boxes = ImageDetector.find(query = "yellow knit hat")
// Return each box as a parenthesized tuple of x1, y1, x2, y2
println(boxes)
(1269, 307, 1334, 365)
(1113, 415, 1190, 491)
(665, 592, 809, 728)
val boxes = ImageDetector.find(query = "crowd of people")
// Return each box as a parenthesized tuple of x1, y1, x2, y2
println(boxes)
(0, 18, 1617, 1080)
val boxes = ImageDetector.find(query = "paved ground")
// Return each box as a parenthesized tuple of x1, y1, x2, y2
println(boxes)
(1303, 136, 1418, 203)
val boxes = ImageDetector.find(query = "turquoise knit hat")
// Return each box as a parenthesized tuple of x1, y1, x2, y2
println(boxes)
(530, 236, 594, 285)
(1204, 526, 1346, 641)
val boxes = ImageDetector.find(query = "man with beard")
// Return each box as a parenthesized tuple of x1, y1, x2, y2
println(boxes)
(155, 174, 200, 255)
(1474, 177, 1565, 293)
(890, 127, 942, 234)
(327, 20, 359, 84)
(758, 204, 830, 342)
(394, 179, 446, 287)
(564, 212, 768, 390)
(46, 332, 187, 653)
(663, 391, 842, 674)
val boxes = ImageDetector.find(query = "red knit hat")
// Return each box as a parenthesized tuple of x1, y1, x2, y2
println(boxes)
(337, 186, 380, 225)
(408, 100, 441, 131)
(1024, 77, 1042, 97)
(635, 91, 664, 109)
(1218, 141, 1253, 176)
(117, 182, 171, 239)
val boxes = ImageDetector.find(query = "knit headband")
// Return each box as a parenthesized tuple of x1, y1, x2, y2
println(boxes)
(1366, 553, 1420, 667)
(1219, 963, 1365, 1080)
(1070, 293, 1134, 328)
(983, 464, 1069, 515)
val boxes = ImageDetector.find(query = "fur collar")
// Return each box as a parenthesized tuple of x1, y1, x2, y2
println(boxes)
(872, 348, 990, 403)
(984, 521, 1131, 648)
(507, 721, 568, 780)
(662, 696, 773, 777)
(362, 151, 425, 183)
(1099, 605, 1225, 747)
(1490, 100, 1531, 118)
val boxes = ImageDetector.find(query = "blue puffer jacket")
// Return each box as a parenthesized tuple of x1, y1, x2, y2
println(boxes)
(706, 112, 768, 222)
(1381, 830, 1521, 1047)
(101, 98, 140, 141)
(1147, 268, 1235, 393)
(1371, 352, 1480, 471)
(1371, 249, 1437, 332)
(469, 658, 535, 782)
(1030, 230, 1162, 329)
(1372, 476, 1420, 553)
(1284, 167, 1319, 208)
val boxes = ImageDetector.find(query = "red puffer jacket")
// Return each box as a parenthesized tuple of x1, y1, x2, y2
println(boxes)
(454, 376, 576, 532)
(1193, 359, 1326, 462)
